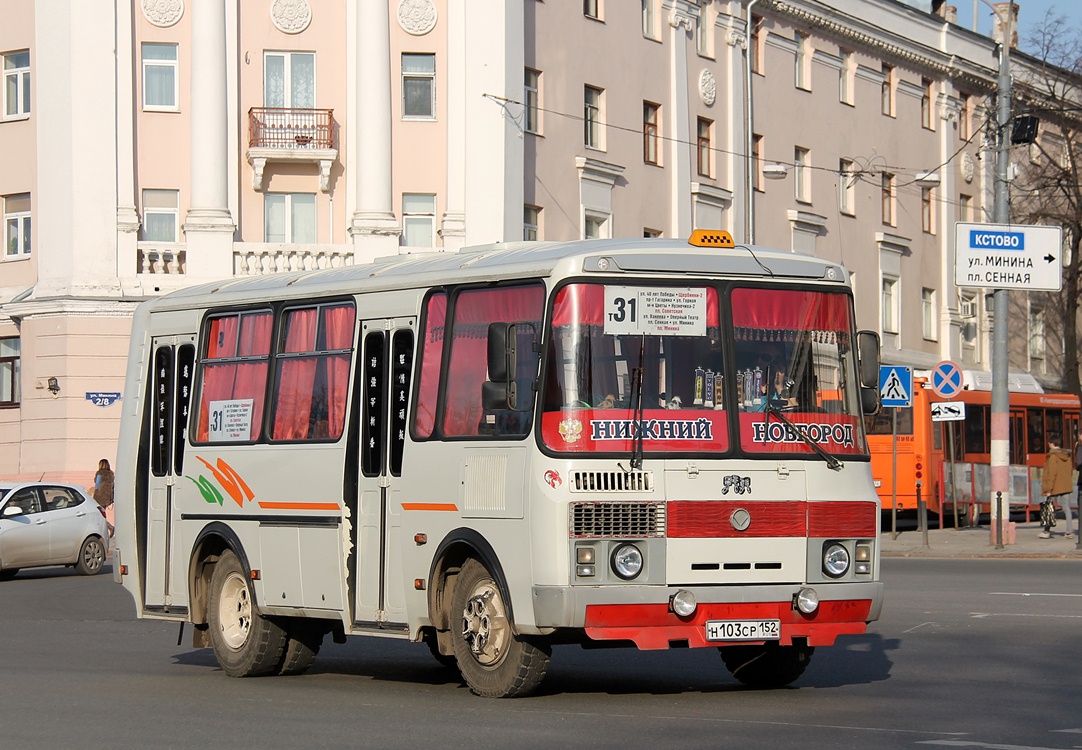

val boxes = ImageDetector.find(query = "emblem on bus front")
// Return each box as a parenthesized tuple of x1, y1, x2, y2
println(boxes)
(730, 508, 751, 532)
(544, 470, 562, 488)
(558, 418, 583, 444)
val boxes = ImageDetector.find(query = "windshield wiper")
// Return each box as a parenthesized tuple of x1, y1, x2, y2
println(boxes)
(764, 400, 844, 471)
(628, 335, 646, 470)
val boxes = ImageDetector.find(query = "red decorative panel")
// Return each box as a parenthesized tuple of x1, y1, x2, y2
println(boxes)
(807, 501, 877, 538)
(667, 501, 807, 538)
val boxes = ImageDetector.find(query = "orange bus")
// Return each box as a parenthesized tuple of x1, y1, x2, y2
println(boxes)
(865, 376, 1080, 520)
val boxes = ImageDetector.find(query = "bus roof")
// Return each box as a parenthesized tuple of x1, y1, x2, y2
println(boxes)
(142, 238, 850, 312)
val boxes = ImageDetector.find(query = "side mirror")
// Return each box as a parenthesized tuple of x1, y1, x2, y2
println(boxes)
(856, 330, 880, 389)
(3, 505, 23, 517)
(483, 323, 518, 411)
(856, 330, 881, 416)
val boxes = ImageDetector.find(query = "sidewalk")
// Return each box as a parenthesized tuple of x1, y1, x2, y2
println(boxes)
(880, 520, 1082, 558)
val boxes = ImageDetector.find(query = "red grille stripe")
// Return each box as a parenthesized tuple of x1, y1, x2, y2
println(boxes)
(667, 501, 807, 538)
(808, 501, 877, 537)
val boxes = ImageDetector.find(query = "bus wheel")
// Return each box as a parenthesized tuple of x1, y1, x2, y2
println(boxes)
(278, 619, 324, 676)
(450, 558, 550, 698)
(75, 537, 106, 575)
(720, 641, 814, 688)
(208, 549, 287, 677)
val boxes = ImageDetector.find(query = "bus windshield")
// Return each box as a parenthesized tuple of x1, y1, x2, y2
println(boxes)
(539, 283, 867, 458)
(732, 287, 866, 456)
(541, 283, 728, 454)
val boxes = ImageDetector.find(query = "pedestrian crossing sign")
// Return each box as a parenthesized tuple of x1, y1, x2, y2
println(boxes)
(879, 366, 912, 408)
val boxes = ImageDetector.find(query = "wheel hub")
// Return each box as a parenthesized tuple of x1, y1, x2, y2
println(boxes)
(218, 571, 253, 650)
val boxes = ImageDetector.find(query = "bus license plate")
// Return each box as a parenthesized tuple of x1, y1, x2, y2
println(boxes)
(705, 619, 781, 642)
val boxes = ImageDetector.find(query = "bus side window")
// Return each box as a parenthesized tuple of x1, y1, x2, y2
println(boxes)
(442, 284, 544, 438)
(413, 292, 446, 440)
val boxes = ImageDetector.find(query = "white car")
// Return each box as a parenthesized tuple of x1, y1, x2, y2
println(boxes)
(0, 481, 109, 579)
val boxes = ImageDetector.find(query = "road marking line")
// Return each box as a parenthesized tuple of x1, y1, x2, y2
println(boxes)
(988, 592, 1082, 598)
(970, 611, 1082, 620)
(903, 622, 938, 633)
(919, 742, 1069, 749)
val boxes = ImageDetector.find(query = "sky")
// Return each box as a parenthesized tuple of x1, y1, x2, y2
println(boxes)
(948, 0, 1082, 53)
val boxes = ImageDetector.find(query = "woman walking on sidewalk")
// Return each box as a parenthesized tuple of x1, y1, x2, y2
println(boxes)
(1040, 434, 1073, 539)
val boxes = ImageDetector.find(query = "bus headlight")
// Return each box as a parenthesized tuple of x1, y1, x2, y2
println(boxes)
(610, 543, 644, 580)
(854, 542, 872, 575)
(795, 587, 819, 614)
(822, 542, 850, 578)
(671, 589, 697, 617)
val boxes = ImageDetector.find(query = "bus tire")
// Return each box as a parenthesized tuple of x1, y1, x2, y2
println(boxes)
(75, 537, 107, 576)
(208, 549, 287, 677)
(277, 619, 323, 676)
(450, 558, 550, 698)
(720, 641, 814, 688)
(0, 568, 19, 580)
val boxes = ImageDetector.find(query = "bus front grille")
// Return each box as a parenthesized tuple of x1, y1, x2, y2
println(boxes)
(570, 501, 666, 538)
(569, 470, 654, 492)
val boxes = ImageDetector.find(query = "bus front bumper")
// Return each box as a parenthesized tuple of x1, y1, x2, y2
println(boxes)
(531, 581, 883, 650)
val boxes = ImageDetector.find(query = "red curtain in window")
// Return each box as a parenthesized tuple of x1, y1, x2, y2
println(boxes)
(323, 304, 355, 438)
(273, 308, 318, 440)
(196, 312, 272, 441)
(551, 284, 719, 327)
(414, 293, 447, 438)
(443, 286, 544, 437)
(731, 289, 849, 332)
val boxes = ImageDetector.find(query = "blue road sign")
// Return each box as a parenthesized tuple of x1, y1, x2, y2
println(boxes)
(879, 366, 912, 408)
(930, 361, 963, 399)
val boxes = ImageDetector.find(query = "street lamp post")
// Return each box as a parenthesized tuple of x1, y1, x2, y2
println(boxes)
(982, 0, 1013, 547)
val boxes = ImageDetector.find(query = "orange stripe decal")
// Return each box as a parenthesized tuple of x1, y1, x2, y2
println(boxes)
(401, 502, 459, 512)
(256, 501, 340, 511)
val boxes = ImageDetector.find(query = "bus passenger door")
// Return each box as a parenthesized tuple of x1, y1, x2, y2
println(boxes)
(143, 337, 196, 610)
(355, 318, 415, 630)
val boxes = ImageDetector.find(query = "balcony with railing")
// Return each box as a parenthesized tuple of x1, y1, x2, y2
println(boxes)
(247, 107, 337, 192)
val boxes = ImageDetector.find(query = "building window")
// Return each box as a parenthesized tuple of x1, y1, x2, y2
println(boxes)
(264, 51, 315, 108)
(881, 172, 895, 226)
(402, 193, 436, 247)
(697, 117, 713, 177)
(4, 193, 30, 258)
(695, 1, 711, 57)
(524, 68, 540, 134)
(959, 193, 972, 222)
(881, 63, 894, 117)
(1029, 306, 1045, 362)
(0, 337, 20, 406)
(142, 190, 179, 242)
(584, 85, 603, 149)
(3, 50, 30, 119)
(794, 147, 810, 203)
(643, 228, 662, 238)
(921, 77, 934, 130)
(584, 0, 601, 20)
(142, 43, 178, 111)
(642, 0, 657, 39)
(882, 277, 898, 334)
(839, 158, 855, 215)
(402, 53, 436, 119)
(959, 93, 971, 140)
(264, 193, 316, 244)
(643, 102, 660, 164)
(921, 186, 935, 233)
(584, 212, 609, 239)
(794, 31, 809, 91)
(922, 288, 937, 340)
(750, 15, 762, 75)
(752, 134, 764, 192)
(524, 205, 540, 241)
(839, 49, 853, 105)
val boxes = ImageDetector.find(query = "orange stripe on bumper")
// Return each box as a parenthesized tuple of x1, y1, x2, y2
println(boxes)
(584, 599, 872, 649)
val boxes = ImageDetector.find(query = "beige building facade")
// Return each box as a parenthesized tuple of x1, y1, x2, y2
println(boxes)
(0, 0, 1070, 482)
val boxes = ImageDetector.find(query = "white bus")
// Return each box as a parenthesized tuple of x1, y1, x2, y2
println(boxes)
(114, 230, 884, 697)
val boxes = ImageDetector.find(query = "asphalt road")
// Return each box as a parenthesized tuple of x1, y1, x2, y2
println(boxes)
(2, 559, 1080, 749)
